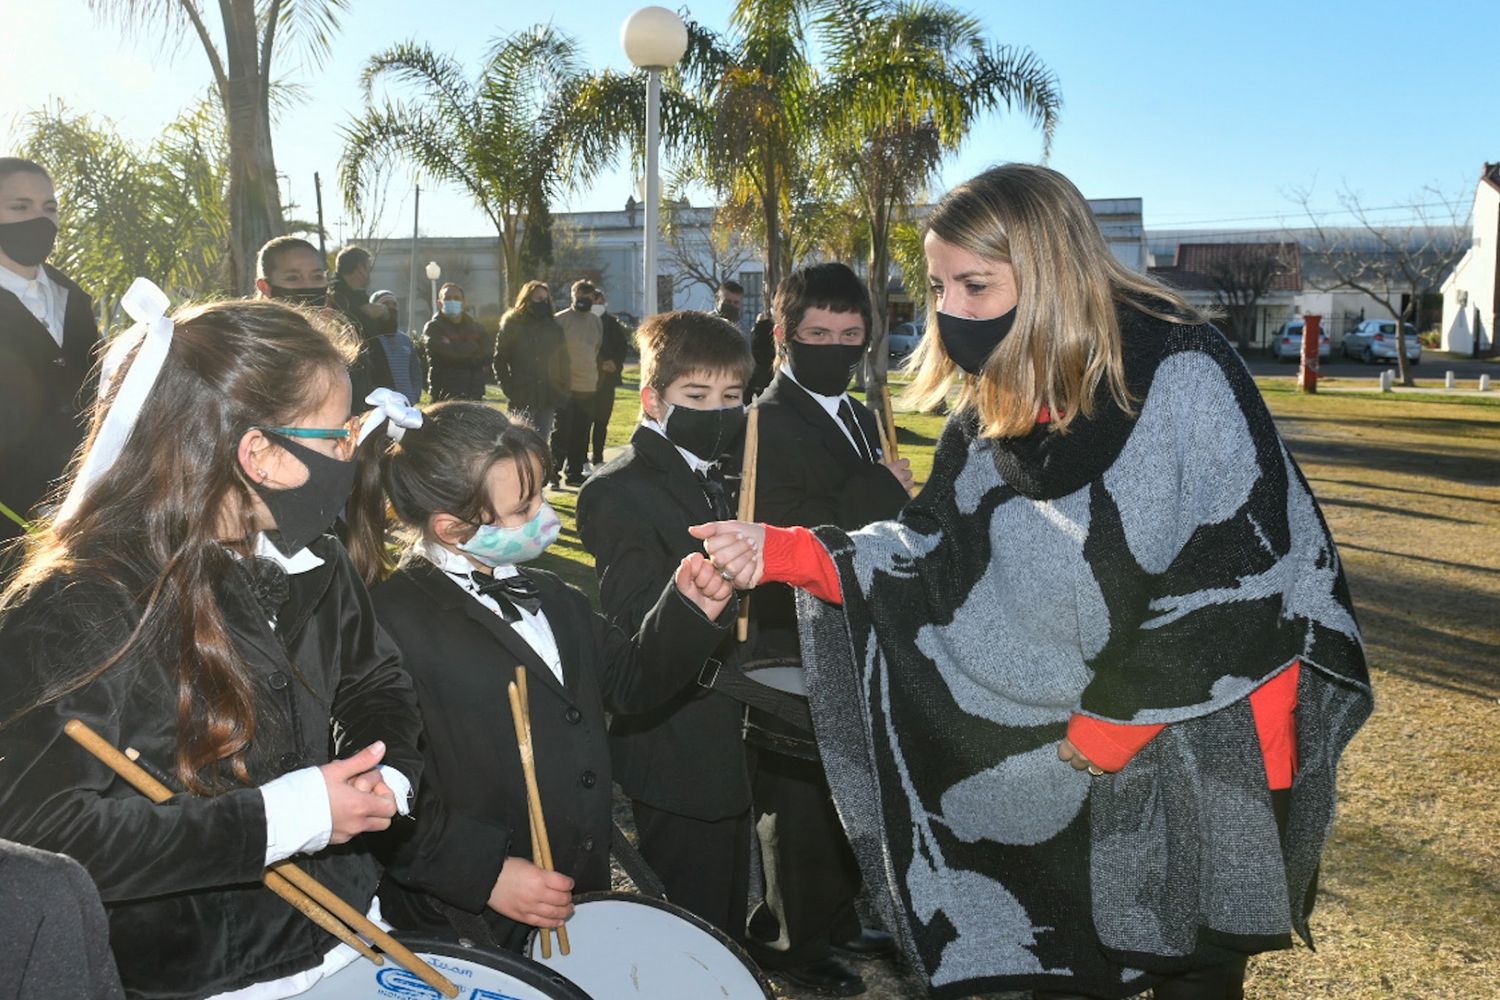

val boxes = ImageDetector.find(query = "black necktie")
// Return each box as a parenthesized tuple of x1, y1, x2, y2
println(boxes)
(697, 468, 734, 520)
(469, 571, 544, 621)
(837, 398, 873, 463)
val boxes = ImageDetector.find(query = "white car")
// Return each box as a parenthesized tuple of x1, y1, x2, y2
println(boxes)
(1270, 320, 1331, 362)
(1342, 320, 1421, 365)
(888, 321, 923, 359)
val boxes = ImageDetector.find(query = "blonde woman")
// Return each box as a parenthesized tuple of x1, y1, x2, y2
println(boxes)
(694, 164, 1371, 1000)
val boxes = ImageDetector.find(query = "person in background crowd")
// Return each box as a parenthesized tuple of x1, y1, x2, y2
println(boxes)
(748, 311, 775, 399)
(554, 279, 604, 488)
(0, 157, 101, 579)
(330, 245, 393, 401)
(253, 236, 330, 307)
(1, 839, 124, 999)
(424, 282, 489, 401)
(715, 279, 745, 327)
(495, 280, 569, 483)
(369, 289, 425, 403)
(590, 286, 629, 468)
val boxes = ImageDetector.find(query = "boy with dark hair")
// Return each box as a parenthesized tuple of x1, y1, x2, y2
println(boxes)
(254, 236, 328, 306)
(741, 261, 913, 996)
(0, 157, 101, 572)
(576, 310, 754, 941)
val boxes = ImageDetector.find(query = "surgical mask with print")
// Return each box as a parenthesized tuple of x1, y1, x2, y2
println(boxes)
(459, 502, 562, 566)
(662, 403, 746, 463)
(0, 216, 59, 267)
(936, 306, 1018, 375)
(442, 299, 463, 318)
(591, 303, 606, 317)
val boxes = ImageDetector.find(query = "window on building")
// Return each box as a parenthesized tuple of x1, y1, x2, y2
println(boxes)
(657, 275, 674, 312)
(739, 271, 764, 330)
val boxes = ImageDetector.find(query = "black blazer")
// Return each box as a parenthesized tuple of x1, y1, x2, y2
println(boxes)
(749, 371, 910, 660)
(371, 559, 731, 947)
(575, 427, 753, 820)
(597, 313, 629, 389)
(0, 535, 423, 998)
(0, 265, 100, 547)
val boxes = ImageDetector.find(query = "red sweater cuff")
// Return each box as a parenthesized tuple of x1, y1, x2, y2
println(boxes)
(762, 525, 843, 605)
(1067, 715, 1164, 773)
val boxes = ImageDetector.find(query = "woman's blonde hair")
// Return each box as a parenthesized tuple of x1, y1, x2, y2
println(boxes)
(903, 163, 1202, 438)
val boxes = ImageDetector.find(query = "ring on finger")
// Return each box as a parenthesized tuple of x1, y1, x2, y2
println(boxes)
(1087, 765, 1104, 777)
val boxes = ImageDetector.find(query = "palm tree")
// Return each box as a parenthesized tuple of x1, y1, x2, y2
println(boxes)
(90, 0, 348, 294)
(339, 25, 611, 304)
(814, 0, 1061, 387)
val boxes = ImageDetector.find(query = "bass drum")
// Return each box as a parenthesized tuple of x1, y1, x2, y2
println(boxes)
(527, 892, 773, 999)
(294, 933, 594, 1000)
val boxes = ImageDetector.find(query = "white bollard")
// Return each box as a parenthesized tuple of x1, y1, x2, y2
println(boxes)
(1445, 371, 1456, 389)
(1481, 374, 1492, 392)
(1380, 369, 1394, 392)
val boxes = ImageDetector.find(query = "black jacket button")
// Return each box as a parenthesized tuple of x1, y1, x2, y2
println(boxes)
(580, 770, 596, 789)
(278, 752, 300, 770)
(581, 837, 594, 852)
(564, 707, 582, 724)
(268, 671, 289, 690)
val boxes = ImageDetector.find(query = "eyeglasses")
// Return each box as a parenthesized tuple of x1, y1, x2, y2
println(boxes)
(258, 414, 364, 459)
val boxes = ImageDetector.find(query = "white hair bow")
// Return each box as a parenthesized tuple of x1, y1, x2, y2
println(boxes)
(358, 388, 424, 445)
(57, 278, 175, 524)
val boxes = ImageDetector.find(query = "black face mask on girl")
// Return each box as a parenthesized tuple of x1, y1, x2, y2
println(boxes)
(787, 340, 865, 397)
(0, 216, 59, 268)
(936, 306, 1018, 375)
(268, 285, 328, 308)
(663, 404, 747, 463)
(250, 432, 359, 556)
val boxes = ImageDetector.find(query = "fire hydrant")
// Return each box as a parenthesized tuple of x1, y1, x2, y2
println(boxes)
(1299, 314, 1321, 393)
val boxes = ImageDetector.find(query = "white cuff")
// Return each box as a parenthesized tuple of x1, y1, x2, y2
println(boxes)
(260, 766, 333, 866)
(379, 765, 413, 816)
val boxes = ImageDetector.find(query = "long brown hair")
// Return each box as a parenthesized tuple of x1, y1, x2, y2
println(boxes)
(502, 280, 551, 323)
(1, 300, 354, 793)
(903, 164, 1202, 438)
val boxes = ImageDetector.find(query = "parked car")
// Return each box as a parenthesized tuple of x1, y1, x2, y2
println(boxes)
(1269, 320, 1331, 362)
(888, 320, 923, 359)
(1341, 320, 1421, 365)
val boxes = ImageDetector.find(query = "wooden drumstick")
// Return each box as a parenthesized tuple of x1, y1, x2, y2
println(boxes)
(512, 670, 552, 960)
(736, 407, 760, 642)
(509, 670, 571, 956)
(878, 384, 915, 497)
(65, 720, 462, 999)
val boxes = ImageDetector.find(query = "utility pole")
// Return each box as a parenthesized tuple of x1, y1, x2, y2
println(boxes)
(406, 185, 421, 337)
(313, 172, 327, 260)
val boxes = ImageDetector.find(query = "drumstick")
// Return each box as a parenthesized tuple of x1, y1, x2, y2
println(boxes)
(736, 407, 760, 642)
(65, 721, 461, 999)
(512, 670, 552, 960)
(877, 384, 915, 497)
(510, 670, 571, 956)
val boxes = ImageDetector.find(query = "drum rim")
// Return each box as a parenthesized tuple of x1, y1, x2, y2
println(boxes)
(531, 891, 775, 999)
(393, 932, 594, 999)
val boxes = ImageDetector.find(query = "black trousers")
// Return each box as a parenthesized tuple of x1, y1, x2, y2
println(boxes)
(745, 744, 863, 970)
(553, 392, 594, 480)
(632, 801, 751, 943)
(590, 382, 617, 463)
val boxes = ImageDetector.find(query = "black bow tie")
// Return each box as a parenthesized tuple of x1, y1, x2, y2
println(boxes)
(469, 571, 543, 621)
(244, 556, 290, 622)
(696, 467, 733, 520)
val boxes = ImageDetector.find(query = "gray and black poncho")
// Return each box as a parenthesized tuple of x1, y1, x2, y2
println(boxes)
(796, 308, 1373, 998)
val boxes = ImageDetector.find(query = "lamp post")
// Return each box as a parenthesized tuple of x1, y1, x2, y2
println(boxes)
(621, 6, 688, 319)
(425, 261, 441, 316)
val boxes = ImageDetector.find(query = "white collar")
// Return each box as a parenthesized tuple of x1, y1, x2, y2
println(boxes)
(0, 260, 50, 296)
(782, 364, 849, 418)
(252, 533, 325, 575)
(416, 537, 520, 581)
(642, 417, 716, 475)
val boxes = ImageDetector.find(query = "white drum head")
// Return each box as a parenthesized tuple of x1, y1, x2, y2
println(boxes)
(745, 665, 807, 697)
(529, 893, 772, 999)
(295, 934, 592, 999)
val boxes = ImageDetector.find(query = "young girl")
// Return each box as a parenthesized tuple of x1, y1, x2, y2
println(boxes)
(350, 401, 737, 952)
(0, 292, 423, 999)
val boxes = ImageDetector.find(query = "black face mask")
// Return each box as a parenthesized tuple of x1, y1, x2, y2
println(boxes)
(936, 306, 1018, 375)
(529, 300, 552, 316)
(370, 310, 398, 337)
(251, 432, 358, 557)
(268, 285, 327, 308)
(663, 404, 746, 463)
(574, 300, 592, 311)
(0, 216, 58, 268)
(787, 340, 864, 397)
(717, 304, 742, 324)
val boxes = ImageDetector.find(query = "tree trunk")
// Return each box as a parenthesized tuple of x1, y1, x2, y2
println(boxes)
(219, 1, 285, 296)
(1394, 299, 1414, 387)
(762, 191, 780, 304)
(866, 219, 892, 391)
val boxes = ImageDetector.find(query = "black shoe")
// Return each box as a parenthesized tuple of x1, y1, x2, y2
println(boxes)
(833, 927, 895, 959)
(776, 956, 866, 996)
(564, 475, 587, 488)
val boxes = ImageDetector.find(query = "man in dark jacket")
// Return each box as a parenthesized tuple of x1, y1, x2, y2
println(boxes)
(423, 282, 490, 400)
(0, 158, 100, 577)
(589, 285, 630, 466)
(329, 245, 393, 401)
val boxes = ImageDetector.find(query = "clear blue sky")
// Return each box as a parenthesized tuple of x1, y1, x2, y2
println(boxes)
(3, 0, 1496, 242)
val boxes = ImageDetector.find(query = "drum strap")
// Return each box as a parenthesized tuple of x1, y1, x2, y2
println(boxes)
(434, 899, 501, 949)
(696, 656, 814, 733)
(610, 822, 668, 900)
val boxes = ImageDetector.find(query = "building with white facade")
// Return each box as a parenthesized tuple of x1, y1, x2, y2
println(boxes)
(1440, 163, 1499, 357)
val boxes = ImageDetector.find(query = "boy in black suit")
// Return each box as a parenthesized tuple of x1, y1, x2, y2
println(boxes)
(742, 263, 913, 995)
(0, 158, 100, 575)
(575, 311, 754, 941)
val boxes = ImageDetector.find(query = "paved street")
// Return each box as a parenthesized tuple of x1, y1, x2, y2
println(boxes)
(1240, 350, 1500, 382)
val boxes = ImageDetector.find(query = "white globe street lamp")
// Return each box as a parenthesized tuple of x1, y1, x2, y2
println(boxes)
(425, 261, 441, 315)
(622, 6, 688, 318)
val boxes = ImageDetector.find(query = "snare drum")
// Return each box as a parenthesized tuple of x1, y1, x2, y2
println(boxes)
(294, 933, 592, 1000)
(742, 663, 816, 760)
(527, 892, 773, 999)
